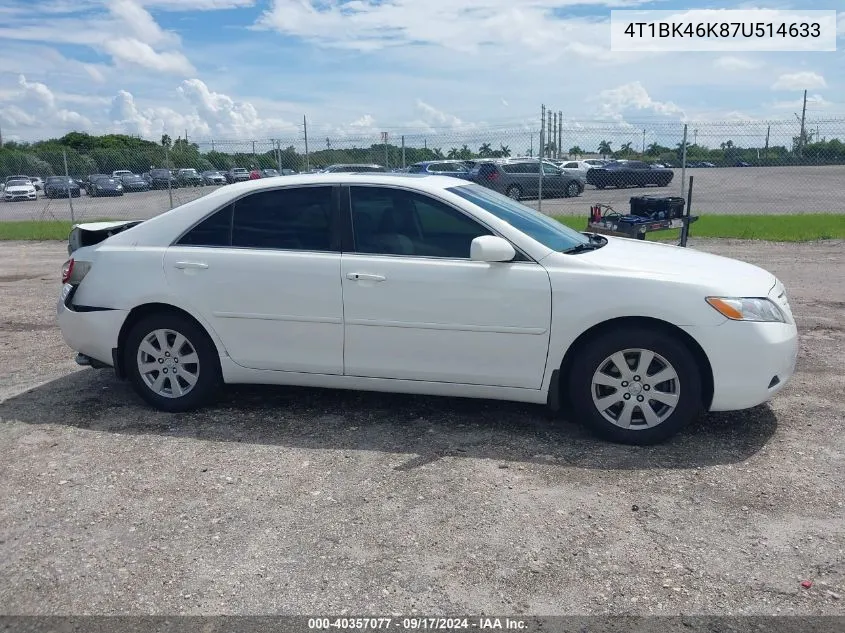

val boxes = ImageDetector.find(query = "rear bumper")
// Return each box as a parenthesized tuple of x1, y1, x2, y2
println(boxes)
(686, 320, 799, 412)
(57, 284, 127, 367)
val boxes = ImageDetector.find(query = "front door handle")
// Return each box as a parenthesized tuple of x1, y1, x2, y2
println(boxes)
(346, 272, 385, 282)
(174, 261, 209, 270)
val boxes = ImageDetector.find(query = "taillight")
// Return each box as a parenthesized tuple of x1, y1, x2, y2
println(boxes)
(61, 258, 74, 284)
(487, 171, 499, 181)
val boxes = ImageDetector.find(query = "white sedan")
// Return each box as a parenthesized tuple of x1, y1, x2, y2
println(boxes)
(3, 178, 38, 201)
(57, 174, 798, 445)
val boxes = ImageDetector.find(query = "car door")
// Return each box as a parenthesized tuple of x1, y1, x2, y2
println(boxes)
(339, 185, 552, 389)
(163, 184, 345, 374)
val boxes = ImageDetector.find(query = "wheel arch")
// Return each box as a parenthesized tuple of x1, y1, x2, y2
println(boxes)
(115, 302, 225, 379)
(555, 316, 714, 412)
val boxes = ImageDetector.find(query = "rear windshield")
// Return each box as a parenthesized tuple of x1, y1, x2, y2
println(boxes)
(447, 184, 590, 252)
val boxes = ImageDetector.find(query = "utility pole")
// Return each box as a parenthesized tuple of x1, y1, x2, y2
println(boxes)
(547, 109, 552, 157)
(680, 124, 688, 199)
(185, 129, 188, 145)
(303, 115, 310, 170)
(401, 135, 406, 168)
(764, 125, 770, 156)
(642, 129, 646, 155)
(0, 123, 3, 148)
(538, 104, 545, 213)
(552, 112, 557, 158)
(693, 129, 698, 145)
(557, 110, 563, 158)
(798, 89, 807, 156)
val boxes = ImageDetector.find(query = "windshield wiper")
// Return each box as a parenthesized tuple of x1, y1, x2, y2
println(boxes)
(562, 242, 602, 254)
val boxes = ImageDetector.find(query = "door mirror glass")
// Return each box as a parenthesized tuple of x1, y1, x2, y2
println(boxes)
(470, 235, 516, 262)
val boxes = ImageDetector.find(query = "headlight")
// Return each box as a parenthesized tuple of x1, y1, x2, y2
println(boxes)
(706, 297, 786, 323)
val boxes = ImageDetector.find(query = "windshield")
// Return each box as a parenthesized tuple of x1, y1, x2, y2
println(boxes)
(447, 184, 590, 251)
(46, 176, 72, 183)
(7, 179, 29, 187)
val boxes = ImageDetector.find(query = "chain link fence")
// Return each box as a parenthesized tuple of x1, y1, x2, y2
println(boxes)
(2, 119, 844, 222)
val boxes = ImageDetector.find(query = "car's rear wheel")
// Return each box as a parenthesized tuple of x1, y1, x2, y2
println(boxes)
(568, 327, 702, 445)
(124, 313, 221, 412)
(505, 185, 522, 200)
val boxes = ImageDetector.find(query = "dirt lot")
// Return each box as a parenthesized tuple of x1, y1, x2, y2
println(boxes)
(2, 165, 845, 221)
(0, 239, 843, 616)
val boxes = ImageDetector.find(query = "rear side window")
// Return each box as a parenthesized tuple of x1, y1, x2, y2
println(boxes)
(177, 204, 233, 247)
(232, 186, 335, 251)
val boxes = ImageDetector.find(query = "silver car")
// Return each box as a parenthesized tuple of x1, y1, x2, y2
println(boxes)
(468, 159, 583, 200)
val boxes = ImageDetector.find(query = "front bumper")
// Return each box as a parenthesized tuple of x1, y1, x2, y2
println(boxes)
(57, 284, 128, 368)
(687, 318, 799, 412)
(4, 192, 37, 201)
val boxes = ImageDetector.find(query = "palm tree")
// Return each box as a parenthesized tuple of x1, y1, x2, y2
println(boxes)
(432, 147, 444, 159)
(458, 144, 474, 160)
(447, 147, 459, 159)
(499, 144, 511, 157)
(598, 140, 612, 156)
(568, 146, 584, 158)
(646, 142, 662, 156)
(620, 141, 633, 156)
(161, 134, 172, 148)
(478, 143, 493, 157)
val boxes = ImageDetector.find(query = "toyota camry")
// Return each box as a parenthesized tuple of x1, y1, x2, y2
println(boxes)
(57, 174, 798, 445)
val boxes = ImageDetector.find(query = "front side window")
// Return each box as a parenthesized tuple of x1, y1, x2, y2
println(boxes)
(447, 184, 590, 252)
(349, 186, 492, 258)
(232, 186, 334, 251)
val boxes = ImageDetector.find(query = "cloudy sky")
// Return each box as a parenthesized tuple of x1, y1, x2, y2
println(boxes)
(0, 0, 842, 148)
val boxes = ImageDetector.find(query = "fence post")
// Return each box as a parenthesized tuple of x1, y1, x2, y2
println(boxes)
(402, 135, 406, 168)
(166, 142, 173, 210)
(303, 115, 310, 171)
(276, 140, 283, 173)
(63, 149, 75, 223)
(680, 124, 688, 199)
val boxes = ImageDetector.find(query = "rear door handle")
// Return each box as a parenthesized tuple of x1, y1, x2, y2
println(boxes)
(174, 261, 209, 269)
(346, 272, 385, 282)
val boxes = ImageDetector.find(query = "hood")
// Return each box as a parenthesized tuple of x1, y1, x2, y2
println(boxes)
(5, 185, 35, 192)
(570, 236, 776, 296)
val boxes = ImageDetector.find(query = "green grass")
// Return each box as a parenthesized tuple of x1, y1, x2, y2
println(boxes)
(557, 213, 845, 242)
(1, 214, 844, 242)
(0, 219, 117, 241)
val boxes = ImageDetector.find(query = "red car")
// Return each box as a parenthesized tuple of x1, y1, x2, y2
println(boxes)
(249, 169, 262, 180)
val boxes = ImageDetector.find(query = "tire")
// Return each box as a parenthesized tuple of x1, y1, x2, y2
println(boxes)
(568, 326, 702, 445)
(565, 181, 580, 198)
(506, 185, 522, 200)
(124, 312, 221, 412)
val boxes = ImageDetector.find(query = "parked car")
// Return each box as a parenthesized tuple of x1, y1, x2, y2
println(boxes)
(586, 160, 674, 189)
(57, 174, 798, 445)
(87, 175, 124, 197)
(44, 176, 81, 198)
(280, 169, 298, 176)
(3, 178, 38, 201)
(583, 159, 610, 168)
(226, 167, 250, 183)
(112, 170, 134, 179)
(177, 169, 204, 187)
(735, 161, 752, 167)
(29, 176, 45, 191)
(249, 169, 262, 180)
(556, 160, 596, 180)
(469, 159, 583, 200)
(321, 164, 388, 173)
(407, 160, 473, 179)
(147, 169, 180, 190)
(120, 174, 150, 192)
(83, 174, 110, 192)
(201, 170, 227, 185)
(260, 169, 281, 178)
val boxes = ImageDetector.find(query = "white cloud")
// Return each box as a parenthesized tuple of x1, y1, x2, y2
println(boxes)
(140, 0, 256, 8)
(769, 94, 833, 110)
(109, 0, 177, 47)
(349, 114, 376, 129)
(102, 38, 195, 75)
(594, 82, 685, 119)
(772, 72, 827, 91)
(714, 56, 761, 71)
(0, 75, 92, 133)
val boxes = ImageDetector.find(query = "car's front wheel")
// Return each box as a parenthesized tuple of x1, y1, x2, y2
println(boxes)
(565, 181, 580, 198)
(568, 326, 702, 445)
(124, 313, 221, 412)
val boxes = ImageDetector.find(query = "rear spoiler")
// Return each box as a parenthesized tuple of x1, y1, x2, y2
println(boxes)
(68, 220, 143, 255)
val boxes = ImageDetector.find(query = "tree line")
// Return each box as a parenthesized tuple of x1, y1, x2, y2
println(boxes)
(2, 131, 845, 179)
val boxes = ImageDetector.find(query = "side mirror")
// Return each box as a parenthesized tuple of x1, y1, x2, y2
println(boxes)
(470, 235, 516, 263)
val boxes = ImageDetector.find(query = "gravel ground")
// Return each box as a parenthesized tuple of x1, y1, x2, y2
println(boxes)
(0, 239, 843, 616)
(2, 165, 845, 221)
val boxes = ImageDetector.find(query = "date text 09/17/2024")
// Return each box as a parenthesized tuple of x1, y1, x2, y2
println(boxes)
(307, 617, 528, 630)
